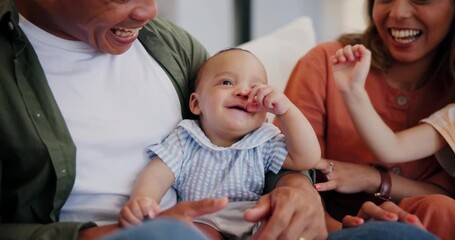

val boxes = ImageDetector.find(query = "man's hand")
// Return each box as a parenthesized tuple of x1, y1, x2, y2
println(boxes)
(78, 224, 121, 240)
(158, 197, 228, 225)
(244, 173, 327, 240)
(79, 197, 228, 240)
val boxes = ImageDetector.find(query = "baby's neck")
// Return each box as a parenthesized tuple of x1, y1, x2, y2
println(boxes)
(199, 123, 245, 147)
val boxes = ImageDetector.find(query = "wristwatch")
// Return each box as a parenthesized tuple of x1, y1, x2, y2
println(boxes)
(373, 165, 392, 202)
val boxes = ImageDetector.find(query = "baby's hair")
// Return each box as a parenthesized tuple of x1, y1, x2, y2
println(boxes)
(213, 47, 252, 56)
(191, 47, 256, 92)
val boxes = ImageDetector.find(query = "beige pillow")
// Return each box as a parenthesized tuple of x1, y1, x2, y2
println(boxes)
(239, 16, 316, 121)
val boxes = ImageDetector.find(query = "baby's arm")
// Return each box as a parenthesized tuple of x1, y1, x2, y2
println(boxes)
(248, 85, 321, 170)
(118, 157, 174, 227)
(332, 44, 446, 163)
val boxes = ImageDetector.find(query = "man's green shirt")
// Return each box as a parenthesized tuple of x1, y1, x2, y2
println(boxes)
(0, 1, 312, 239)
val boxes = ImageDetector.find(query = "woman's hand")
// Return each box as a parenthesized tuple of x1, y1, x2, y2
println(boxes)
(342, 201, 425, 230)
(314, 158, 381, 194)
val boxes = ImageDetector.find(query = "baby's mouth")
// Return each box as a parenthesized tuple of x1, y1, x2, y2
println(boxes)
(228, 104, 248, 112)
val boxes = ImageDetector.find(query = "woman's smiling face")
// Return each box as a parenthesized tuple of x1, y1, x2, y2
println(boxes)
(373, 0, 454, 63)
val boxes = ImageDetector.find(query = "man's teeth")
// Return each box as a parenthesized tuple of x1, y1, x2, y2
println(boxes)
(391, 29, 421, 38)
(113, 27, 142, 38)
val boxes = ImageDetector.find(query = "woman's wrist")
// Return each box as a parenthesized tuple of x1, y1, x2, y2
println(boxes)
(364, 165, 383, 194)
(373, 165, 392, 201)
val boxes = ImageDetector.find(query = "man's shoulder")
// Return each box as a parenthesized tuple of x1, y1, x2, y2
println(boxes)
(139, 18, 208, 66)
(141, 18, 198, 50)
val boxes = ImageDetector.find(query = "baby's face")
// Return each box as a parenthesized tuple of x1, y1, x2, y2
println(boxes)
(190, 49, 268, 145)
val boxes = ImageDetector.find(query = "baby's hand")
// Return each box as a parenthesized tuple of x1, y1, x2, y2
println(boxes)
(119, 196, 160, 227)
(330, 44, 371, 94)
(246, 84, 291, 116)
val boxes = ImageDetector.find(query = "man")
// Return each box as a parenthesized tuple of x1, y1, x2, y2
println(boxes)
(0, 0, 325, 239)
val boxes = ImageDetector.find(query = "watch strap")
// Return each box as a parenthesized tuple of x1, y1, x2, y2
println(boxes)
(373, 165, 392, 202)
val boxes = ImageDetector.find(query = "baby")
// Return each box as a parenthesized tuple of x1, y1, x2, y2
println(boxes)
(119, 48, 321, 239)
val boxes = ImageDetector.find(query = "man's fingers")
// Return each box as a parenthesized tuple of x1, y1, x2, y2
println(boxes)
(244, 194, 270, 222)
(159, 196, 228, 223)
(256, 200, 293, 240)
(187, 197, 229, 218)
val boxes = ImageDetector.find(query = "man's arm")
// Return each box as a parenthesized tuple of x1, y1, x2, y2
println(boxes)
(0, 222, 97, 240)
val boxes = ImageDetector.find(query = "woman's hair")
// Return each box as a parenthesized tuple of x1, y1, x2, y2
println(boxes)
(338, 0, 455, 83)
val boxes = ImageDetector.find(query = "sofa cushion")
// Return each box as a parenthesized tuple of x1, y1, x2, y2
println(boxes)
(239, 16, 316, 120)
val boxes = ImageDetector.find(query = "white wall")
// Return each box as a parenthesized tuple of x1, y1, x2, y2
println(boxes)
(156, 0, 235, 54)
(155, 0, 367, 54)
(319, 0, 368, 42)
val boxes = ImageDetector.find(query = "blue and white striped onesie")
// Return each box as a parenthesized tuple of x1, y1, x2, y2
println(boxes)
(147, 119, 288, 202)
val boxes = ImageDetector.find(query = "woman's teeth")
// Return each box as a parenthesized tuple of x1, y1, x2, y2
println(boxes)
(390, 29, 422, 44)
(391, 29, 421, 38)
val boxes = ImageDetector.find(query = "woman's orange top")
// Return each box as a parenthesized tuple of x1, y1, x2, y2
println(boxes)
(282, 41, 455, 220)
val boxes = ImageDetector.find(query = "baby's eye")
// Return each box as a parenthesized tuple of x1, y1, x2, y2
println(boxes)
(222, 80, 234, 86)
(412, 0, 430, 4)
(108, 0, 130, 3)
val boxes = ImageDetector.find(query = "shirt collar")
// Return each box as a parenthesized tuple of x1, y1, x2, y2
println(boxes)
(179, 119, 281, 150)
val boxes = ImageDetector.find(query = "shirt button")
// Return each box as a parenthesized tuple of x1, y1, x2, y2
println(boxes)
(36, 113, 41, 118)
(391, 166, 401, 175)
(8, 21, 14, 31)
(396, 95, 408, 106)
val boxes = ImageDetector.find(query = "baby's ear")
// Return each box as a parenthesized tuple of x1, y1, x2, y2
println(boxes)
(189, 93, 201, 115)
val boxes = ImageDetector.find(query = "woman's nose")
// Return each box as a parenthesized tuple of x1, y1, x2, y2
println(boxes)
(389, 0, 413, 20)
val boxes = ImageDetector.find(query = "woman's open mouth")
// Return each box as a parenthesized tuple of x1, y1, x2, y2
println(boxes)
(389, 28, 422, 45)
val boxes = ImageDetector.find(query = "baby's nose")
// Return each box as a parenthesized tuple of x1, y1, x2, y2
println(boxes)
(235, 88, 250, 97)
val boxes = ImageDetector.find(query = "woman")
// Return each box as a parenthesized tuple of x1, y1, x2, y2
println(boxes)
(281, 0, 455, 239)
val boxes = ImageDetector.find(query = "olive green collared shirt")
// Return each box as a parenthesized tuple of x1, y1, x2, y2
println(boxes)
(0, 1, 312, 239)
